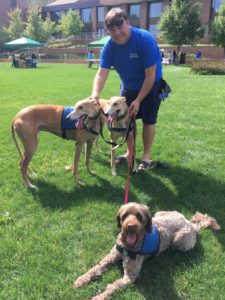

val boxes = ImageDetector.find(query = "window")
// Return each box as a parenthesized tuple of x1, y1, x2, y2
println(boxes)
(149, 2, 162, 18)
(148, 24, 159, 37)
(81, 8, 92, 23)
(51, 11, 62, 22)
(11, 0, 17, 8)
(97, 28, 105, 38)
(129, 4, 140, 19)
(97, 6, 104, 22)
(213, 0, 225, 11)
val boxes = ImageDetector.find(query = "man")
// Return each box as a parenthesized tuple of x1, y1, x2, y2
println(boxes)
(91, 8, 163, 170)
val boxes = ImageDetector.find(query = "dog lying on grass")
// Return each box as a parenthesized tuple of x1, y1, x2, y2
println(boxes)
(100, 96, 137, 176)
(12, 98, 104, 188)
(73, 202, 220, 300)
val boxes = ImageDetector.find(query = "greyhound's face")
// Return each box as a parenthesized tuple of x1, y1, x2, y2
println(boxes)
(66, 98, 100, 128)
(104, 96, 128, 125)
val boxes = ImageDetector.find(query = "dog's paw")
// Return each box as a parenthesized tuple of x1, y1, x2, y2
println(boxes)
(65, 165, 73, 172)
(27, 183, 38, 190)
(89, 169, 96, 175)
(77, 180, 86, 186)
(91, 294, 107, 300)
(73, 277, 85, 288)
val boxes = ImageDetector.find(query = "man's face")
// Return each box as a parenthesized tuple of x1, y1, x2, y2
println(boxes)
(107, 19, 131, 45)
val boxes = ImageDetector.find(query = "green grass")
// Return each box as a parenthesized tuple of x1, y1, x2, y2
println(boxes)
(0, 62, 225, 300)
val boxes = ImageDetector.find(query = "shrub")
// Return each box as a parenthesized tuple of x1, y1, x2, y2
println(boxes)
(191, 59, 225, 75)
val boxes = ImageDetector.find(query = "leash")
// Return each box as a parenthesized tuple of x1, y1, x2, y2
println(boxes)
(124, 117, 136, 204)
(100, 116, 134, 148)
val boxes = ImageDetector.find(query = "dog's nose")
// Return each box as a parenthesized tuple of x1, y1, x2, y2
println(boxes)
(127, 224, 136, 231)
(104, 112, 109, 117)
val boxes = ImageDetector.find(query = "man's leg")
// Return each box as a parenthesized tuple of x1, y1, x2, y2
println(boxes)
(141, 124, 155, 162)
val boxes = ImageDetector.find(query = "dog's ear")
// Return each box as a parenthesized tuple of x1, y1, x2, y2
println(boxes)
(142, 205, 152, 233)
(116, 214, 121, 228)
(122, 97, 126, 102)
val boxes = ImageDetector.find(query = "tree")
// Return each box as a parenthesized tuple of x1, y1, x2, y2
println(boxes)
(158, 0, 205, 63)
(43, 17, 56, 42)
(24, 6, 45, 42)
(3, 7, 25, 39)
(0, 25, 9, 50)
(211, 3, 225, 58)
(57, 9, 84, 38)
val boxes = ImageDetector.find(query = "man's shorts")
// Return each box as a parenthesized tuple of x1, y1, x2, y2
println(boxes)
(121, 79, 162, 125)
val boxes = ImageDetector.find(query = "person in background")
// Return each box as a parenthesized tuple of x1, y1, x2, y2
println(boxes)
(195, 50, 202, 59)
(179, 52, 186, 64)
(172, 50, 177, 64)
(87, 50, 94, 69)
(11, 53, 18, 68)
(31, 53, 37, 68)
(90, 8, 164, 170)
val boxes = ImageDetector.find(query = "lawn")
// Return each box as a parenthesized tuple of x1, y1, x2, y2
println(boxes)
(0, 62, 224, 300)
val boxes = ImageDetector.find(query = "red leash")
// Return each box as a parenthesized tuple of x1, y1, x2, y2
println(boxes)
(124, 118, 136, 204)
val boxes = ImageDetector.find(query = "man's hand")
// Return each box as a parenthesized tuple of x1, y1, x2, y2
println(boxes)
(129, 100, 140, 118)
(90, 94, 99, 102)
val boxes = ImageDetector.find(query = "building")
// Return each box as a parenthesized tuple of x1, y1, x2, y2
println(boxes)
(0, 0, 28, 26)
(42, 0, 225, 41)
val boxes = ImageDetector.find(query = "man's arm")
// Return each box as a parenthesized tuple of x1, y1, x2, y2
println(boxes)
(91, 67, 110, 100)
(129, 65, 156, 117)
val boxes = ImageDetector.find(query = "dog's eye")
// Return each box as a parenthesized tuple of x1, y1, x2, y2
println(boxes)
(79, 105, 83, 109)
(136, 213, 142, 222)
(113, 102, 118, 107)
(121, 213, 128, 221)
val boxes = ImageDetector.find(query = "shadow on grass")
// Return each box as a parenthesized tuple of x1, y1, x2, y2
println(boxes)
(32, 163, 224, 248)
(137, 242, 204, 299)
(31, 174, 125, 209)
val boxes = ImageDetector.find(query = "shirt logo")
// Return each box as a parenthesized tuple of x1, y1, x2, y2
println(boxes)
(129, 53, 138, 59)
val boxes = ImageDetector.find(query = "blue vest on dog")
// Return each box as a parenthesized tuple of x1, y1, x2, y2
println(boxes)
(140, 224, 160, 255)
(61, 107, 76, 130)
(61, 107, 77, 139)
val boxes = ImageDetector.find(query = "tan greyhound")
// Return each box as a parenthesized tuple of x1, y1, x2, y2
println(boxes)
(101, 96, 137, 176)
(12, 98, 104, 189)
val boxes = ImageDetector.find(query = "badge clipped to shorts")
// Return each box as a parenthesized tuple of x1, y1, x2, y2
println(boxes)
(159, 79, 171, 101)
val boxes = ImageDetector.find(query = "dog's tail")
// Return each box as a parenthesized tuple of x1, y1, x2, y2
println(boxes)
(191, 212, 220, 232)
(11, 121, 23, 160)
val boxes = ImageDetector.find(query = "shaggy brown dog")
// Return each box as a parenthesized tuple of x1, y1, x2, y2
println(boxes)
(12, 98, 104, 188)
(73, 202, 220, 300)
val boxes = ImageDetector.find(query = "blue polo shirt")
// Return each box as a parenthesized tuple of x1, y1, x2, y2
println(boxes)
(100, 26, 162, 91)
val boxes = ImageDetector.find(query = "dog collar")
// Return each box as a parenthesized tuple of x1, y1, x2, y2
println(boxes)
(116, 225, 160, 260)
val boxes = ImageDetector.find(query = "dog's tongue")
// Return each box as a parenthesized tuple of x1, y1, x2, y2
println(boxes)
(126, 233, 137, 245)
(107, 115, 115, 125)
(76, 116, 84, 129)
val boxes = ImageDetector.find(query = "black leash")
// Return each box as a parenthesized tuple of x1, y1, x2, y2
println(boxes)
(100, 116, 135, 149)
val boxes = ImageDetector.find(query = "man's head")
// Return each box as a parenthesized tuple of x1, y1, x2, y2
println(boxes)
(105, 8, 131, 45)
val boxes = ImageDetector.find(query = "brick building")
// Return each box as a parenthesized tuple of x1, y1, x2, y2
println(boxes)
(0, 0, 28, 25)
(42, 0, 225, 41)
